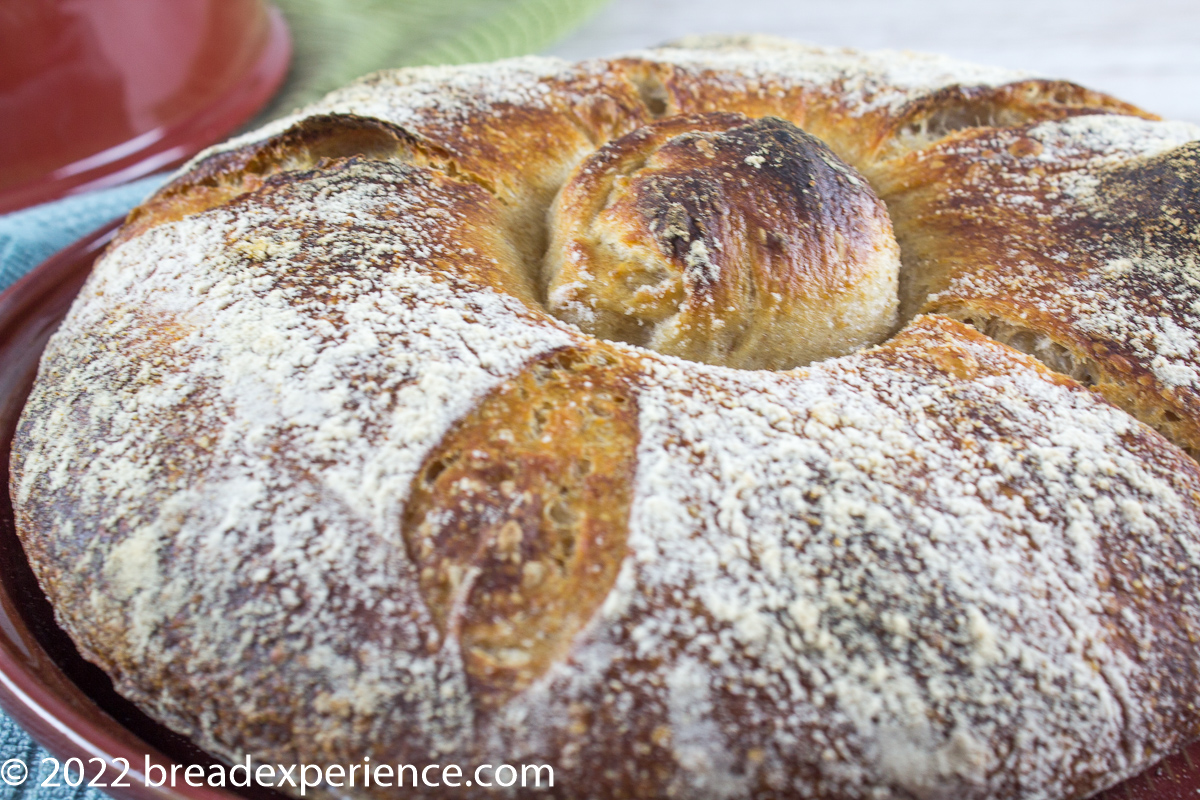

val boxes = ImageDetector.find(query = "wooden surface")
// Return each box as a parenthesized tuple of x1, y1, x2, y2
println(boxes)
(548, 0, 1200, 124)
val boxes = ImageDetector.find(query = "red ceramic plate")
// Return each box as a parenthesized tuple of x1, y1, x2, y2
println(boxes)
(0, 224, 1196, 800)
(0, 0, 291, 215)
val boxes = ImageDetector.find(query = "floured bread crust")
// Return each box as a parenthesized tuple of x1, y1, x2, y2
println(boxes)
(12, 35, 1200, 800)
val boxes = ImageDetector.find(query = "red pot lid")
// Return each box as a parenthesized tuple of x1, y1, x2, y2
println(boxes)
(0, 0, 291, 215)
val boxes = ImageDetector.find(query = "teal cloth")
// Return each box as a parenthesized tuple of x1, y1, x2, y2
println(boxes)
(0, 175, 168, 293)
(0, 721, 50, 800)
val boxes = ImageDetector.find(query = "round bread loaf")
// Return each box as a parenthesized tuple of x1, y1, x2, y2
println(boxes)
(12, 35, 1200, 800)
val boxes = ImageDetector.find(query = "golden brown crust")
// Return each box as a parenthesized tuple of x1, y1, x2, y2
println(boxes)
(875, 119, 1200, 456)
(403, 346, 640, 708)
(118, 114, 430, 245)
(867, 79, 1157, 164)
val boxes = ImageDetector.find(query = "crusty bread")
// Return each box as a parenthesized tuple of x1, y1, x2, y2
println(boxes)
(12, 35, 1200, 800)
(545, 112, 901, 369)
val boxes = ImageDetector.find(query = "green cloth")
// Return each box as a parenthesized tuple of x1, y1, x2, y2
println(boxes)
(0, 2, 607, 796)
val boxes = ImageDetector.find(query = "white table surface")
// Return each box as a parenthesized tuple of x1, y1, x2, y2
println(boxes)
(547, 0, 1200, 125)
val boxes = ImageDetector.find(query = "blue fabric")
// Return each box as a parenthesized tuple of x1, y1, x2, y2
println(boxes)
(0, 175, 169, 293)
(0, 176, 169, 800)
(0, 701, 101, 800)
(0, 720, 53, 800)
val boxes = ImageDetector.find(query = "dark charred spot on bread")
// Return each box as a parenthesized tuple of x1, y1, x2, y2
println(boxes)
(402, 346, 639, 709)
(633, 117, 879, 281)
(1097, 141, 1200, 259)
(546, 112, 900, 369)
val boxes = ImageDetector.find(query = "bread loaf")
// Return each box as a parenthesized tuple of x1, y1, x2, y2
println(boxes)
(12, 36, 1200, 800)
